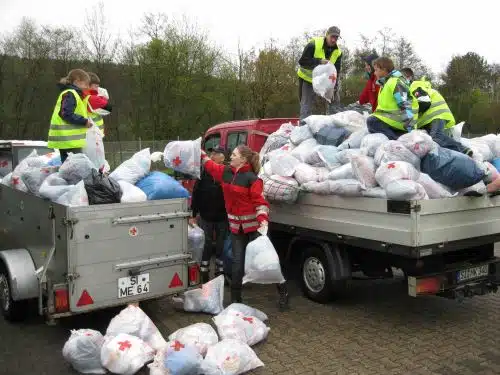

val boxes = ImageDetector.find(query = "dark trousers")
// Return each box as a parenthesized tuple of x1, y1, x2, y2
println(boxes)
(59, 148, 82, 164)
(367, 116, 405, 140)
(230, 228, 287, 303)
(423, 119, 467, 153)
(199, 218, 228, 275)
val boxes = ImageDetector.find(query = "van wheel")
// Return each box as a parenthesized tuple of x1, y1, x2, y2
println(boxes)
(0, 263, 29, 322)
(300, 246, 334, 303)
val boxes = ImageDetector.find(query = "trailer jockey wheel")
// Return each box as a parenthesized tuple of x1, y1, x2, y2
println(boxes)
(0, 262, 28, 322)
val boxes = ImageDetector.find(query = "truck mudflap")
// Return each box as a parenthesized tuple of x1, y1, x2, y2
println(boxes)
(408, 257, 500, 299)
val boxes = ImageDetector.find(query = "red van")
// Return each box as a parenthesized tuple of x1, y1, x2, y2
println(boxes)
(181, 118, 299, 192)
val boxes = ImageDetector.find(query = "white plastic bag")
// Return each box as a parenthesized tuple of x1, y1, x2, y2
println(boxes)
(100, 333, 155, 375)
(417, 173, 455, 199)
(290, 125, 313, 145)
(150, 152, 164, 163)
(312, 63, 337, 103)
(362, 187, 387, 199)
(62, 329, 106, 374)
(329, 179, 363, 197)
(188, 224, 205, 263)
(314, 166, 330, 182)
(213, 312, 270, 346)
(243, 235, 285, 284)
(294, 163, 318, 185)
(290, 138, 318, 162)
(449, 122, 464, 141)
(106, 305, 168, 351)
(200, 339, 264, 375)
(327, 163, 353, 180)
(110, 148, 151, 184)
(360, 133, 389, 157)
(118, 180, 147, 203)
(462, 139, 493, 162)
(335, 149, 363, 165)
(180, 274, 225, 314)
(218, 303, 268, 322)
(398, 130, 436, 158)
(374, 140, 421, 169)
(302, 180, 331, 195)
(163, 137, 202, 179)
(83, 125, 106, 170)
(11, 149, 46, 191)
(329, 111, 367, 132)
(351, 155, 377, 188)
(21, 166, 58, 194)
(262, 162, 273, 176)
(1, 172, 13, 187)
(39, 173, 72, 201)
(168, 323, 219, 357)
(55, 180, 89, 207)
(385, 180, 428, 200)
(274, 122, 296, 138)
(338, 128, 369, 150)
(59, 153, 96, 184)
(375, 161, 420, 188)
(269, 151, 300, 177)
(148, 342, 202, 375)
(303, 115, 334, 134)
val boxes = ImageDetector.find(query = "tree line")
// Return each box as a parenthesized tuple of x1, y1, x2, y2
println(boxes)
(1, 5, 499, 143)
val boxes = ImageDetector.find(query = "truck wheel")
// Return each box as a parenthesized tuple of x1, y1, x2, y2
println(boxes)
(0, 263, 29, 322)
(300, 246, 334, 303)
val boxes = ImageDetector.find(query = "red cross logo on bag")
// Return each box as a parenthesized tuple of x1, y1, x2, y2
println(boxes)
(387, 162, 396, 169)
(242, 317, 254, 324)
(172, 156, 182, 166)
(12, 176, 19, 185)
(117, 340, 132, 351)
(171, 340, 185, 352)
(329, 74, 337, 83)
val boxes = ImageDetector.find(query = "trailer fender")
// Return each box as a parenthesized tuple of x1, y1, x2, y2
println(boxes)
(0, 249, 38, 301)
(286, 236, 351, 282)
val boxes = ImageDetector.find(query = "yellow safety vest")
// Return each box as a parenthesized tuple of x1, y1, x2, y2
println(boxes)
(48, 89, 88, 149)
(84, 96, 105, 130)
(410, 80, 455, 129)
(297, 37, 342, 83)
(371, 75, 419, 131)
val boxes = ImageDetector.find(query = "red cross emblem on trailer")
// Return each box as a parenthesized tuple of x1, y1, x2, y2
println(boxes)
(129, 226, 138, 237)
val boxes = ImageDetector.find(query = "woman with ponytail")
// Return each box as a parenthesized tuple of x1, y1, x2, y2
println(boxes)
(201, 145, 289, 310)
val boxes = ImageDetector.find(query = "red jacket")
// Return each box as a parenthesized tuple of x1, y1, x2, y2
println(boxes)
(359, 73, 380, 112)
(202, 158, 269, 234)
(83, 89, 109, 112)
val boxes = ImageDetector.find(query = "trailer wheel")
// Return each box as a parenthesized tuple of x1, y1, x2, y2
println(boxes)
(0, 262, 29, 322)
(300, 246, 335, 303)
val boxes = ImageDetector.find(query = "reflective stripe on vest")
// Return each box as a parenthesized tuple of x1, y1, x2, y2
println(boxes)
(48, 89, 88, 149)
(372, 76, 418, 131)
(410, 81, 455, 129)
(85, 97, 105, 128)
(297, 37, 342, 83)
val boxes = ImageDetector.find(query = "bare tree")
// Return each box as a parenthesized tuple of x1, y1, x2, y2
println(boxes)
(377, 27, 395, 56)
(83, 1, 120, 65)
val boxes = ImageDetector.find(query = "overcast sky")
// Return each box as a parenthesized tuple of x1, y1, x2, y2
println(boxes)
(0, 0, 496, 74)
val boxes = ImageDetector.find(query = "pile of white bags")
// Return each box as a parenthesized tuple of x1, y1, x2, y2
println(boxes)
(260, 114, 500, 201)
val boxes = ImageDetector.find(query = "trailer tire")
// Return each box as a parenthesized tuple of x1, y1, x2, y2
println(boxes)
(0, 262, 30, 322)
(300, 246, 336, 303)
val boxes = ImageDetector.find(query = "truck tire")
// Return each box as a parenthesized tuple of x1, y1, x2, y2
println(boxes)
(300, 246, 333, 303)
(0, 262, 30, 322)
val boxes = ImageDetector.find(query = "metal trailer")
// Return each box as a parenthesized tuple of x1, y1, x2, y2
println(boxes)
(269, 193, 500, 303)
(0, 185, 199, 323)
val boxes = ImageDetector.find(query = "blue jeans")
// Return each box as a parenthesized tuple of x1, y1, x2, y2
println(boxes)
(367, 116, 405, 140)
(423, 119, 467, 154)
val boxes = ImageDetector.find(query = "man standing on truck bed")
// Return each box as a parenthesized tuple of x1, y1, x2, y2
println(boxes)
(190, 146, 229, 283)
(297, 26, 343, 120)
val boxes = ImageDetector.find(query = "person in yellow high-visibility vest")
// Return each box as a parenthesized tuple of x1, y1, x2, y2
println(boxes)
(366, 57, 418, 140)
(297, 26, 342, 119)
(401, 67, 472, 156)
(48, 69, 92, 163)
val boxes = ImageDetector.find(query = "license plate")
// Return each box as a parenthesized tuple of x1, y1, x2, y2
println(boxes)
(456, 265, 489, 283)
(118, 273, 150, 298)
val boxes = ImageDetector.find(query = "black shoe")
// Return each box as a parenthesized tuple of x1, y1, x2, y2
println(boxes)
(277, 283, 289, 311)
(200, 271, 209, 284)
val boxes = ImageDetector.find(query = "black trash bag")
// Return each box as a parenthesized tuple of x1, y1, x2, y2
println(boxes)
(84, 169, 122, 205)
